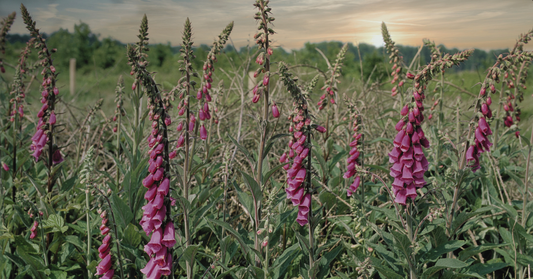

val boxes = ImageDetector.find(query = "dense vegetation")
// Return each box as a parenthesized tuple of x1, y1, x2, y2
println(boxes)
(1, 2, 533, 279)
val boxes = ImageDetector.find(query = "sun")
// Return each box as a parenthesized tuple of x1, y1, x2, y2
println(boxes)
(370, 34, 385, 47)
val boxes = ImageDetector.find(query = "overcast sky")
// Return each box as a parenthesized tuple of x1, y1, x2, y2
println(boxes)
(1, 0, 533, 51)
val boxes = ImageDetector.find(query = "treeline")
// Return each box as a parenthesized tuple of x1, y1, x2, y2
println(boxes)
(5, 22, 509, 82)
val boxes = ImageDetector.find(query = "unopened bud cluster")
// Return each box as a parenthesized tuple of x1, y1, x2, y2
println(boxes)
(382, 23, 405, 97)
(0, 12, 16, 74)
(318, 44, 347, 110)
(252, 0, 274, 105)
(9, 38, 34, 123)
(110, 76, 126, 133)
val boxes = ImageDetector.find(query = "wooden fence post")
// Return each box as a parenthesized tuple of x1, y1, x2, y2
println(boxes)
(70, 58, 76, 95)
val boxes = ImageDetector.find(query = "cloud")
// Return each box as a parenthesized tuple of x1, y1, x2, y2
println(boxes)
(1, 0, 532, 51)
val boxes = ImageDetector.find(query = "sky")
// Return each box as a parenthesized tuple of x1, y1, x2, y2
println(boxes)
(1, 0, 533, 51)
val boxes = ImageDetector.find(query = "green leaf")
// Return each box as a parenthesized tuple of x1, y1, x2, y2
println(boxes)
(111, 193, 134, 228)
(207, 219, 251, 257)
(240, 171, 262, 205)
(458, 243, 507, 261)
(64, 235, 85, 251)
(369, 257, 403, 279)
(228, 134, 254, 163)
(263, 133, 290, 160)
(464, 261, 509, 276)
(233, 182, 254, 223)
(423, 240, 466, 262)
(60, 176, 78, 192)
(43, 214, 65, 233)
(123, 223, 142, 247)
(272, 244, 300, 279)
(435, 258, 469, 268)
(368, 137, 393, 145)
(317, 245, 343, 279)
(16, 246, 45, 279)
(262, 163, 287, 185)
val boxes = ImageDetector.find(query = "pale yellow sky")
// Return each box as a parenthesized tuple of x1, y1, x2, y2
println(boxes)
(2, 0, 533, 50)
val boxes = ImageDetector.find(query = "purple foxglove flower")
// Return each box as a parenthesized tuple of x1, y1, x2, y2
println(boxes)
(394, 189, 407, 205)
(162, 222, 176, 248)
(153, 168, 164, 181)
(347, 162, 356, 171)
(280, 153, 287, 163)
(159, 253, 172, 276)
(144, 186, 157, 202)
(272, 103, 280, 118)
(412, 161, 424, 178)
(140, 215, 154, 235)
(143, 174, 154, 188)
(299, 148, 309, 159)
(189, 121, 195, 132)
(296, 210, 309, 226)
(152, 193, 165, 210)
(288, 149, 295, 158)
(343, 169, 356, 179)
(177, 134, 185, 148)
(297, 135, 307, 146)
(395, 119, 405, 131)
(406, 122, 414, 134)
(290, 187, 304, 206)
(400, 133, 411, 153)
(392, 178, 404, 189)
(96, 254, 112, 275)
(349, 147, 359, 155)
(140, 257, 156, 276)
(401, 165, 413, 184)
(32, 149, 43, 162)
(98, 241, 110, 254)
(349, 139, 358, 147)
(99, 246, 110, 259)
(200, 125, 207, 140)
(154, 246, 168, 266)
(295, 168, 306, 183)
(475, 127, 488, 146)
(294, 155, 303, 166)
(152, 206, 166, 230)
(205, 92, 212, 102)
(347, 176, 360, 197)
(263, 74, 269, 86)
(101, 270, 115, 279)
(252, 93, 260, 103)
(169, 150, 177, 159)
(142, 200, 157, 217)
(299, 193, 311, 215)
(315, 126, 326, 133)
(390, 162, 403, 178)
(394, 130, 406, 148)
(388, 147, 401, 163)
(481, 103, 490, 117)
(478, 117, 492, 135)
(420, 156, 429, 172)
(197, 90, 203, 100)
(158, 178, 170, 195)
(405, 184, 417, 200)
(401, 105, 409, 116)
(32, 129, 44, 142)
(414, 177, 426, 187)
(52, 150, 63, 165)
(347, 151, 360, 164)
(400, 147, 414, 167)
(199, 110, 206, 121)
(149, 161, 157, 174)
(294, 131, 303, 139)
(37, 134, 48, 149)
(49, 111, 56, 125)
(413, 143, 424, 161)
(102, 234, 111, 244)
(408, 111, 416, 123)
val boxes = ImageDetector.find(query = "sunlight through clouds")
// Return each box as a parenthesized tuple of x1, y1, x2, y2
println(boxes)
(1, 0, 532, 50)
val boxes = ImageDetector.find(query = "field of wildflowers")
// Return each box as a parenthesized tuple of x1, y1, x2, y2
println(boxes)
(1, 2, 533, 279)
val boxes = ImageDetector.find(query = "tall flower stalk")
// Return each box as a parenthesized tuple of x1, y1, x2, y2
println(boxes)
(111, 76, 126, 188)
(252, 0, 275, 262)
(0, 11, 16, 74)
(382, 22, 407, 104)
(21, 4, 63, 193)
(279, 63, 323, 279)
(129, 23, 175, 277)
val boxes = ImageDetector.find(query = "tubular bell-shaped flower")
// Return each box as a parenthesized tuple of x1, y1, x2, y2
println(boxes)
(95, 210, 115, 278)
(345, 108, 363, 197)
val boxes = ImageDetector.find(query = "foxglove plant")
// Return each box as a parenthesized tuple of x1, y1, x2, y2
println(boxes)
(279, 62, 323, 279)
(96, 210, 115, 279)
(129, 31, 175, 278)
(389, 49, 473, 205)
(251, 0, 276, 264)
(21, 4, 63, 193)
(0, 11, 15, 74)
